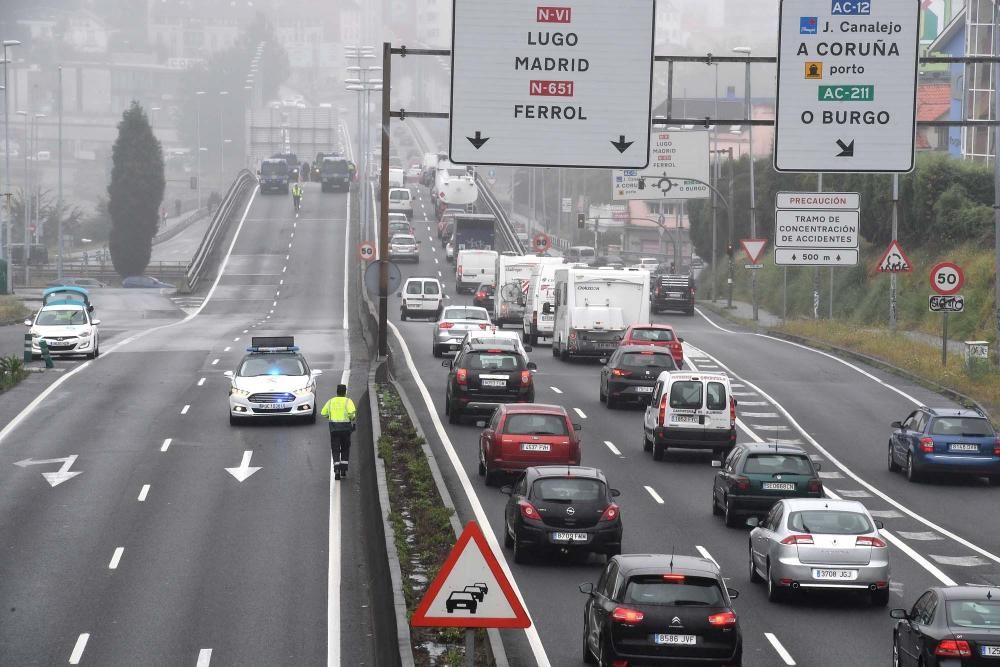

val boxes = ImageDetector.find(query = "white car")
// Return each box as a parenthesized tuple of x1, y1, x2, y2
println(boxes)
(399, 277, 445, 321)
(388, 187, 413, 218)
(225, 337, 320, 425)
(25, 303, 101, 359)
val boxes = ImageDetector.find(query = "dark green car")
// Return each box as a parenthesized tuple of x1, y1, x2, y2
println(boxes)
(711, 443, 823, 527)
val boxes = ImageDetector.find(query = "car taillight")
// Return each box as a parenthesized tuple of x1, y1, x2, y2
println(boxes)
(708, 610, 737, 627)
(611, 607, 644, 625)
(520, 370, 531, 386)
(855, 535, 888, 548)
(599, 503, 619, 522)
(994, 436, 1000, 456)
(457, 264, 463, 275)
(729, 397, 737, 427)
(655, 286, 661, 296)
(807, 479, 823, 494)
(475, 291, 485, 300)
(518, 500, 540, 520)
(611, 661, 628, 667)
(532, 311, 537, 326)
(734, 477, 750, 491)
(439, 322, 454, 329)
(611, 368, 632, 377)
(479, 323, 488, 329)
(456, 368, 468, 386)
(662, 573, 685, 582)
(658, 395, 667, 425)
(935, 639, 971, 657)
(780, 534, 814, 545)
(920, 437, 935, 453)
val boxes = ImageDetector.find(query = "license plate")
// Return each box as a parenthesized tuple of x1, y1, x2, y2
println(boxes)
(521, 443, 551, 452)
(258, 403, 290, 410)
(482, 379, 506, 388)
(667, 292, 682, 298)
(552, 532, 588, 542)
(812, 568, 858, 580)
(541, 314, 554, 322)
(949, 443, 979, 452)
(635, 386, 654, 393)
(672, 414, 698, 424)
(654, 634, 696, 645)
(982, 646, 1000, 657)
(449, 344, 460, 350)
(763, 482, 795, 491)
(597, 342, 617, 348)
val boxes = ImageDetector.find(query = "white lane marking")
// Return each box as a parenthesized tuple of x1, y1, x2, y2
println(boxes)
(233, 337, 240, 342)
(573, 408, 587, 419)
(290, 232, 294, 238)
(833, 489, 872, 498)
(276, 290, 280, 297)
(138, 485, 150, 502)
(288, 242, 293, 248)
(427, 225, 431, 232)
(272, 301, 278, 307)
(604, 441, 622, 456)
(750, 424, 789, 431)
(69, 633, 90, 664)
(437, 271, 442, 277)
(224, 346, 231, 352)
(434, 257, 439, 264)
(765, 633, 796, 666)
(869, 509, 904, 519)
(737, 401, 769, 406)
(897, 531, 944, 541)
(387, 321, 551, 666)
(109, 547, 124, 569)
(695, 545, 719, 568)
(242, 329, 248, 334)
(161, 438, 172, 452)
(732, 391, 757, 397)
(883, 530, 956, 585)
(197, 648, 213, 667)
(930, 554, 990, 567)
(644, 486, 665, 504)
(211, 359, 219, 366)
(550, 387, 563, 394)
(740, 412, 779, 418)
(279, 280, 284, 286)
(818, 471, 843, 479)
(285, 254, 290, 260)
(180, 405, 190, 415)
(198, 378, 206, 387)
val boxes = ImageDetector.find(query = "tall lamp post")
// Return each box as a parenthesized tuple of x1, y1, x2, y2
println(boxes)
(58, 65, 64, 282)
(31, 113, 44, 249)
(2, 39, 21, 293)
(195, 90, 206, 210)
(218, 90, 229, 191)
(733, 45, 757, 320)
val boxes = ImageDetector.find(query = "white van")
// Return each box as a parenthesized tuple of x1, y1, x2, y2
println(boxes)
(564, 246, 596, 264)
(521, 258, 565, 345)
(642, 371, 736, 461)
(387, 167, 405, 188)
(398, 277, 444, 321)
(455, 249, 498, 294)
(494, 254, 546, 327)
(388, 188, 413, 218)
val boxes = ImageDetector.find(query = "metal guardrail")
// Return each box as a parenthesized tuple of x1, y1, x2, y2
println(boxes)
(473, 172, 525, 256)
(184, 169, 256, 292)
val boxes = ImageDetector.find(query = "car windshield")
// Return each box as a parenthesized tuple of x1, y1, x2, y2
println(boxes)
(238, 356, 306, 377)
(35, 309, 87, 326)
(504, 414, 568, 436)
(260, 162, 287, 175)
(322, 160, 348, 174)
(464, 352, 522, 371)
(630, 328, 675, 342)
(669, 381, 703, 409)
(390, 190, 410, 201)
(532, 477, 605, 502)
(930, 417, 995, 437)
(744, 454, 814, 476)
(390, 222, 410, 234)
(623, 576, 725, 607)
(445, 307, 488, 320)
(391, 235, 415, 244)
(947, 600, 1000, 629)
(405, 281, 426, 295)
(477, 284, 494, 295)
(787, 510, 873, 535)
(621, 351, 676, 369)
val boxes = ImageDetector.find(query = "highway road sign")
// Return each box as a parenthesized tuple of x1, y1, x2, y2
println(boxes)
(876, 240, 912, 273)
(775, 191, 860, 209)
(358, 241, 376, 262)
(411, 521, 531, 628)
(773, 0, 920, 172)
(930, 262, 964, 296)
(740, 239, 768, 264)
(929, 295, 964, 313)
(364, 260, 402, 297)
(774, 209, 859, 248)
(774, 248, 859, 266)
(612, 130, 710, 200)
(449, 0, 655, 168)
(532, 232, 551, 253)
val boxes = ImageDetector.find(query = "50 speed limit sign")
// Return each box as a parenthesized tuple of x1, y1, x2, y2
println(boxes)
(358, 241, 376, 262)
(929, 262, 964, 296)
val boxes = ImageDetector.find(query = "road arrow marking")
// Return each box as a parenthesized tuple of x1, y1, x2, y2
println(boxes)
(835, 139, 854, 157)
(225, 450, 261, 482)
(610, 135, 634, 154)
(467, 131, 489, 149)
(14, 455, 83, 487)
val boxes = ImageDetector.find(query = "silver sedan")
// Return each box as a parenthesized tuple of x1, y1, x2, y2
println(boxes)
(748, 498, 891, 606)
(389, 234, 420, 263)
(431, 305, 491, 357)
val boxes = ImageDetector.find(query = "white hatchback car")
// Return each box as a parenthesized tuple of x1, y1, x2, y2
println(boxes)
(25, 303, 101, 358)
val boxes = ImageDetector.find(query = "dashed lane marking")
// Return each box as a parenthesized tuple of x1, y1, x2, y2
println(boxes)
(868, 509, 904, 519)
(818, 471, 844, 479)
(160, 438, 172, 452)
(197, 378, 206, 387)
(696, 546, 719, 568)
(574, 408, 587, 419)
(833, 489, 872, 498)
(897, 531, 944, 541)
(109, 547, 124, 569)
(765, 633, 796, 666)
(930, 554, 991, 567)
(604, 441, 622, 456)
(644, 486, 664, 504)
(69, 634, 90, 665)
(197, 648, 213, 667)
(740, 412, 780, 418)
(751, 424, 789, 431)
(180, 405, 190, 415)
(138, 485, 150, 502)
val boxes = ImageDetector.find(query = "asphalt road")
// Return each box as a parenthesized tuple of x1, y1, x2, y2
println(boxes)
(374, 177, 1000, 666)
(0, 178, 375, 665)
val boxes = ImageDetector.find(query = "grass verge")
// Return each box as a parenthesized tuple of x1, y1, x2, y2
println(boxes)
(0, 356, 28, 392)
(0, 296, 29, 323)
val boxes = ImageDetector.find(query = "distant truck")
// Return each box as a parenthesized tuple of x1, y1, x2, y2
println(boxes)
(452, 213, 496, 253)
(258, 158, 290, 194)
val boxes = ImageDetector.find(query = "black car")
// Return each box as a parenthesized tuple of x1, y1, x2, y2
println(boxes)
(442, 341, 536, 424)
(502, 466, 622, 563)
(892, 585, 1000, 665)
(651, 273, 696, 315)
(599, 345, 678, 409)
(319, 156, 352, 192)
(473, 283, 495, 312)
(591, 255, 626, 269)
(581, 554, 742, 666)
(711, 443, 823, 527)
(271, 152, 300, 180)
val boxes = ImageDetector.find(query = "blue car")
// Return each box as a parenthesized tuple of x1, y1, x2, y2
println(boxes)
(888, 407, 1000, 483)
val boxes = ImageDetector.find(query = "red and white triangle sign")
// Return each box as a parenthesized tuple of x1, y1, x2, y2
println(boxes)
(411, 521, 531, 629)
(740, 238, 768, 264)
(876, 240, 913, 273)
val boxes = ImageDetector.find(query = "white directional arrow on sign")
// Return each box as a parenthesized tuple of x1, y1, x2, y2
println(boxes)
(14, 455, 83, 487)
(225, 450, 261, 482)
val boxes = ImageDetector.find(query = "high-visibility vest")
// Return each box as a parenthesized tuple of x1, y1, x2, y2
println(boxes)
(322, 396, 356, 423)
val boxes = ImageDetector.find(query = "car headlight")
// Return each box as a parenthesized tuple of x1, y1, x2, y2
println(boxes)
(231, 386, 251, 397)
(293, 384, 315, 397)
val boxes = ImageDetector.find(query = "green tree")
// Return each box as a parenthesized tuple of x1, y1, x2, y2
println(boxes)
(108, 101, 165, 277)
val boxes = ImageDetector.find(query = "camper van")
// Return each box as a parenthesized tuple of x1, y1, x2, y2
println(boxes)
(494, 254, 547, 327)
(520, 257, 566, 345)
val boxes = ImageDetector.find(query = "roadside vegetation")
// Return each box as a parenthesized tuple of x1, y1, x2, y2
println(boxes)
(0, 296, 29, 324)
(0, 356, 28, 392)
(376, 383, 491, 666)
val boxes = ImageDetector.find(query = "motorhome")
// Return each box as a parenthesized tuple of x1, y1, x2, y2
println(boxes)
(520, 257, 566, 345)
(494, 254, 547, 327)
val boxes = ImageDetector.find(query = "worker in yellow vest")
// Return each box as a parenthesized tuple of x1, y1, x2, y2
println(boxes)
(321, 384, 357, 480)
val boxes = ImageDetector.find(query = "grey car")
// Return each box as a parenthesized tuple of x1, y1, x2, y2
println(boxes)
(432, 305, 491, 357)
(748, 498, 891, 606)
(388, 234, 420, 263)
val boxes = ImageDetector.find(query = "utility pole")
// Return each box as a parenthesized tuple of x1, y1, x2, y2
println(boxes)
(57, 65, 63, 281)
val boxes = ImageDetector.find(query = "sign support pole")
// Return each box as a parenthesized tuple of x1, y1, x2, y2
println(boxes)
(891, 173, 899, 333)
(377, 41, 391, 359)
(814, 173, 822, 319)
(994, 3, 1000, 366)
(727, 159, 735, 309)
(942, 311, 949, 366)
(465, 629, 475, 667)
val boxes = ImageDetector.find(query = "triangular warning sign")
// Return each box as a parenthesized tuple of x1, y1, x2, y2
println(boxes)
(411, 521, 531, 629)
(740, 238, 768, 264)
(876, 240, 912, 273)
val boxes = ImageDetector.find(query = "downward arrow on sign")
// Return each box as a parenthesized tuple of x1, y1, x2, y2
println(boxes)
(610, 135, 634, 154)
(225, 450, 262, 482)
(467, 131, 489, 149)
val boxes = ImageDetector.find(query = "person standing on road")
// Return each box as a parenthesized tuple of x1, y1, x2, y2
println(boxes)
(291, 182, 303, 215)
(321, 384, 356, 480)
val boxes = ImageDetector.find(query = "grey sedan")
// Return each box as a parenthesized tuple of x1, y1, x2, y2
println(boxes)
(388, 234, 420, 263)
(748, 498, 891, 606)
(431, 305, 491, 357)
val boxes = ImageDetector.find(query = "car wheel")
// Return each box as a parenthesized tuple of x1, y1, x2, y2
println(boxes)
(478, 451, 486, 476)
(766, 562, 785, 603)
(871, 588, 890, 607)
(432, 345, 442, 358)
(599, 385, 606, 403)
(560, 348, 570, 362)
(712, 488, 723, 516)
(308, 410, 317, 425)
(887, 443, 900, 472)
(504, 518, 514, 548)
(582, 624, 596, 665)
(748, 544, 762, 582)
(724, 496, 742, 527)
(448, 400, 460, 425)
(513, 530, 531, 564)
(643, 430, 653, 453)
(400, 308, 408, 322)
(892, 634, 901, 667)
(484, 464, 499, 487)
(229, 414, 241, 426)
(906, 453, 922, 483)
(652, 440, 665, 461)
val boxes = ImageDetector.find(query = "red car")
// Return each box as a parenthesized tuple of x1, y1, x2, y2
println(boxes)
(619, 324, 684, 367)
(478, 404, 582, 485)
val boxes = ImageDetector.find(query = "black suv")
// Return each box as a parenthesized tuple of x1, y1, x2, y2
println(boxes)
(258, 158, 290, 194)
(442, 342, 536, 424)
(651, 273, 695, 315)
(271, 152, 300, 180)
(600, 345, 678, 409)
(580, 554, 742, 666)
(502, 466, 622, 564)
(319, 157, 351, 192)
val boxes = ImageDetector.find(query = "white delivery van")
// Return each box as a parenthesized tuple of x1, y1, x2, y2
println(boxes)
(455, 249, 498, 294)
(398, 277, 444, 321)
(642, 371, 737, 461)
(521, 258, 565, 345)
(549, 267, 650, 360)
(494, 254, 546, 328)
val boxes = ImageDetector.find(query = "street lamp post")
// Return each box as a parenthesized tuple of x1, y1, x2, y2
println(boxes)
(195, 90, 206, 210)
(733, 46, 757, 320)
(218, 90, 229, 191)
(58, 65, 64, 281)
(16, 109, 28, 286)
(32, 113, 43, 247)
(2, 39, 21, 293)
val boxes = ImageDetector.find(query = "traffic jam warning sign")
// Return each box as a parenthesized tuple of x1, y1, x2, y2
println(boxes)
(448, 0, 655, 168)
(774, 0, 920, 172)
(875, 239, 912, 273)
(411, 521, 531, 629)
(612, 130, 711, 201)
(774, 191, 860, 266)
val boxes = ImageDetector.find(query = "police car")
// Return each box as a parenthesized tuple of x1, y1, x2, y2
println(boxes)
(224, 337, 320, 425)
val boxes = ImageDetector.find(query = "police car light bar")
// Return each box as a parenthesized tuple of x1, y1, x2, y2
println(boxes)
(248, 336, 297, 353)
